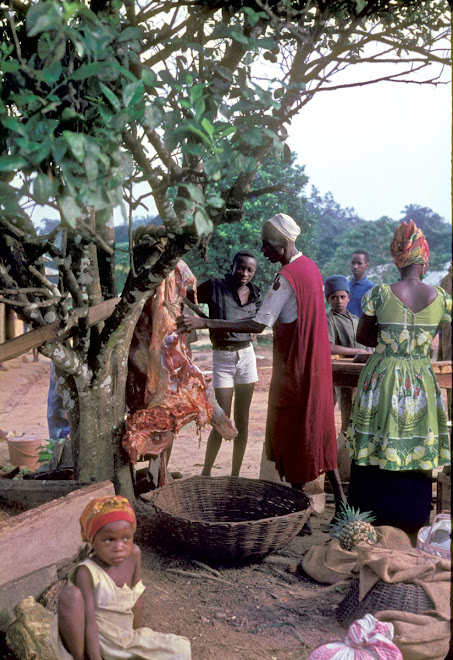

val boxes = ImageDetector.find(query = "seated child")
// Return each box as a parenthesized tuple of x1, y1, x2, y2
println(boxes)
(324, 275, 369, 436)
(50, 495, 191, 660)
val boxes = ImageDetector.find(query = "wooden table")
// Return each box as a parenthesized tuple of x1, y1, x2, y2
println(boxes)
(331, 358, 452, 391)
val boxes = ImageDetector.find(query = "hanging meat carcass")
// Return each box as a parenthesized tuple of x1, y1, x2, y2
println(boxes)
(123, 260, 236, 486)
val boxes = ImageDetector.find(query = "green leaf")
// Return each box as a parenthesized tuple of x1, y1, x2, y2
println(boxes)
(0, 182, 21, 213)
(40, 62, 62, 84)
(355, 0, 367, 13)
(143, 105, 163, 130)
(52, 138, 67, 163)
(1, 61, 20, 73)
(201, 118, 214, 138)
(241, 128, 263, 147)
(33, 173, 53, 204)
(242, 7, 268, 26)
(217, 125, 237, 138)
(193, 97, 206, 117)
(204, 159, 221, 180)
(59, 195, 81, 227)
(142, 68, 158, 87)
(85, 155, 99, 182)
(184, 123, 211, 146)
(71, 62, 104, 81)
(206, 195, 225, 209)
(0, 155, 27, 171)
(31, 136, 52, 164)
(194, 208, 213, 237)
(183, 183, 204, 204)
(99, 83, 121, 111)
(189, 85, 205, 102)
(123, 81, 144, 108)
(117, 26, 142, 43)
(61, 108, 85, 122)
(1, 117, 27, 138)
(26, 2, 62, 37)
(62, 132, 85, 163)
(181, 143, 205, 157)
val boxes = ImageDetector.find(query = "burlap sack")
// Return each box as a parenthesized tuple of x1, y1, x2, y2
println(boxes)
(302, 526, 412, 584)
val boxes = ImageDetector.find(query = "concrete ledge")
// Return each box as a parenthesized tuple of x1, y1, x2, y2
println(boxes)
(0, 566, 58, 631)
(0, 481, 114, 586)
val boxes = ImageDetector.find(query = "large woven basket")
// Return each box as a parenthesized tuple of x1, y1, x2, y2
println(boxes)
(336, 579, 433, 626)
(150, 476, 312, 560)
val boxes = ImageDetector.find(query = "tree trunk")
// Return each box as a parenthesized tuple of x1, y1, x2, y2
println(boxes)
(72, 361, 134, 501)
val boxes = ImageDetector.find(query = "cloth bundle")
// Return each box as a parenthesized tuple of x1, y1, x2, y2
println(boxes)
(306, 614, 402, 659)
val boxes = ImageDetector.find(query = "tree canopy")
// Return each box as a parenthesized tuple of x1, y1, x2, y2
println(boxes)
(0, 0, 450, 493)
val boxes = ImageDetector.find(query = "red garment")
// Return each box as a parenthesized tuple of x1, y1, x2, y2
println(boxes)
(265, 256, 337, 484)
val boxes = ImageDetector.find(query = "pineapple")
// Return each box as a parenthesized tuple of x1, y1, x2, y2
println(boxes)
(329, 503, 378, 551)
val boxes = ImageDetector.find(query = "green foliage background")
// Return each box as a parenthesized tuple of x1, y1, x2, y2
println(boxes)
(112, 161, 452, 293)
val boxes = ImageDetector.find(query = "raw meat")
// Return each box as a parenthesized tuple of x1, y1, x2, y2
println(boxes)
(123, 260, 236, 486)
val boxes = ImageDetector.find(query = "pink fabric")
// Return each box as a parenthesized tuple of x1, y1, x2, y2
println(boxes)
(307, 614, 403, 659)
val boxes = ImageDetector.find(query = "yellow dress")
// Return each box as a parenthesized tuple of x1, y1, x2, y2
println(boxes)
(49, 559, 191, 659)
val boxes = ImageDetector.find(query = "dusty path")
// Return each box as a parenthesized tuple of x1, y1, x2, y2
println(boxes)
(0, 341, 349, 659)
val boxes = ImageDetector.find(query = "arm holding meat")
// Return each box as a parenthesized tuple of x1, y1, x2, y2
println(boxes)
(176, 315, 266, 335)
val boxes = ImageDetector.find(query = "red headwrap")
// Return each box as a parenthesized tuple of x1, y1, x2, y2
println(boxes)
(80, 495, 136, 544)
(390, 220, 429, 270)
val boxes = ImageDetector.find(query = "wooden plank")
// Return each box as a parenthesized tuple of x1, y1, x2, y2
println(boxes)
(0, 297, 120, 362)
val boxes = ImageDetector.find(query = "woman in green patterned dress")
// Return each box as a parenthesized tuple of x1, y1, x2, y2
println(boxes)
(345, 220, 451, 533)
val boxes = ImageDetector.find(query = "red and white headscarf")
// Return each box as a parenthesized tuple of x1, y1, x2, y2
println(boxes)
(79, 495, 136, 544)
(390, 220, 429, 270)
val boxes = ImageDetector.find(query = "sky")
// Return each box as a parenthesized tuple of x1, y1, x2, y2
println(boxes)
(286, 65, 452, 224)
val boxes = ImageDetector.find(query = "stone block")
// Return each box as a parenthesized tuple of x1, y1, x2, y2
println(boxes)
(0, 480, 114, 587)
(6, 596, 54, 660)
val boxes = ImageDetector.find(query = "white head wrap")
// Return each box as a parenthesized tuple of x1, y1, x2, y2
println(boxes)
(261, 213, 300, 242)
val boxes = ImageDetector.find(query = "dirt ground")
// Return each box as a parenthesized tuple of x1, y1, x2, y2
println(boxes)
(0, 339, 354, 659)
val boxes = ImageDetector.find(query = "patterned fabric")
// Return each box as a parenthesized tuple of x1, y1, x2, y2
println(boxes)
(345, 284, 451, 471)
(80, 496, 136, 544)
(390, 219, 430, 269)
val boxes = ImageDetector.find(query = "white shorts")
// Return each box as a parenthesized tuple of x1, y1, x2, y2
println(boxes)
(212, 345, 258, 388)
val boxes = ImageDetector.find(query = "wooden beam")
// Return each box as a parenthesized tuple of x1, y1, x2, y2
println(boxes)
(0, 297, 120, 362)
(332, 359, 452, 390)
